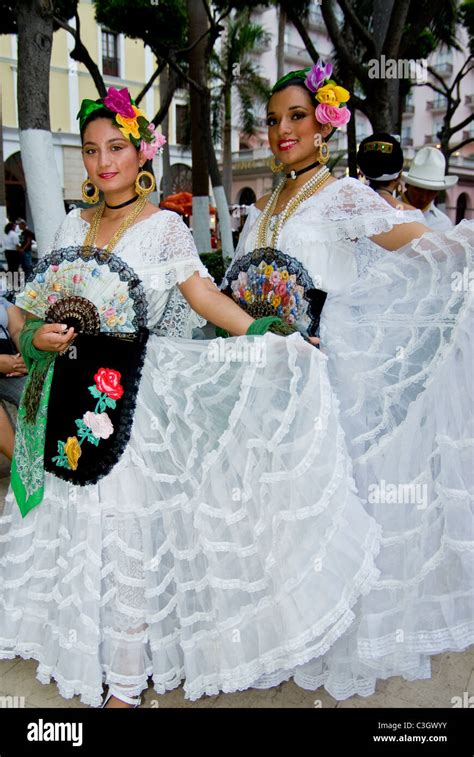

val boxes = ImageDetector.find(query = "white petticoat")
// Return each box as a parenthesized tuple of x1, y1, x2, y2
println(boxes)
(0, 332, 381, 706)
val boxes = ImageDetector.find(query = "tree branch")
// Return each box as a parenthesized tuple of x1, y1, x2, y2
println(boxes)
(53, 12, 106, 97)
(321, 0, 369, 86)
(283, 3, 320, 62)
(449, 112, 474, 134)
(135, 58, 166, 105)
(382, 0, 411, 59)
(447, 137, 473, 153)
(152, 66, 178, 127)
(338, 0, 376, 57)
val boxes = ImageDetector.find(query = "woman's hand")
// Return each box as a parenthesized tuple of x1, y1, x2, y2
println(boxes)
(32, 323, 76, 354)
(0, 353, 28, 376)
(5, 353, 28, 377)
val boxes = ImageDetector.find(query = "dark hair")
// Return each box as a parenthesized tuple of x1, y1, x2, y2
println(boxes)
(4, 222, 14, 235)
(357, 132, 404, 184)
(267, 77, 337, 140)
(80, 107, 153, 174)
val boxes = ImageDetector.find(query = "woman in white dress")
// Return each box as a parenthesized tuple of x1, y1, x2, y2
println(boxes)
(0, 87, 383, 707)
(221, 63, 473, 699)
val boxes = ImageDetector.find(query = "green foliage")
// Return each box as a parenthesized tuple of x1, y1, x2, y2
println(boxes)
(210, 9, 271, 140)
(1, 0, 77, 34)
(93, 0, 188, 58)
(199, 252, 232, 286)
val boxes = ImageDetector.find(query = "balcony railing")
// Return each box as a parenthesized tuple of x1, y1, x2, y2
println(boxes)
(424, 134, 440, 145)
(465, 95, 474, 110)
(431, 61, 453, 78)
(426, 99, 447, 113)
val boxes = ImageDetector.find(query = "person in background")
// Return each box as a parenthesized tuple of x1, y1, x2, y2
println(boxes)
(17, 219, 35, 278)
(356, 132, 418, 212)
(0, 297, 27, 462)
(402, 146, 458, 230)
(0, 296, 28, 407)
(3, 223, 21, 273)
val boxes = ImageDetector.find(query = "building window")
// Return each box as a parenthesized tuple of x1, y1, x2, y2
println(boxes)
(175, 104, 189, 146)
(102, 30, 119, 77)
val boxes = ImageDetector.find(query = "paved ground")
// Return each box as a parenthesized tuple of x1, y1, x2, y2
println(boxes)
(0, 459, 472, 710)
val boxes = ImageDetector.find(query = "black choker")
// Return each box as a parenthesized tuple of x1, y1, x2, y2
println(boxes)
(286, 161, 321, 180)
(105, 195, 139, 210)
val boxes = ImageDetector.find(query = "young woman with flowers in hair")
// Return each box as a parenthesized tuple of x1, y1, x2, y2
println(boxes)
(221, 61, 473, 700)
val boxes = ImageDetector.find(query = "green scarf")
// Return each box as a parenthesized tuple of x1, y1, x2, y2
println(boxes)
(10, 319, 57, 518)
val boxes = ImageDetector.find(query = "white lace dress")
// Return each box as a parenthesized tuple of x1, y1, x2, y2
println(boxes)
(223, 177, 474, 698)
(0, 207, 382, 705)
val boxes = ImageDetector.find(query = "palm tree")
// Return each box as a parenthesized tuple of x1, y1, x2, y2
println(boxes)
(210, 10, 271, 203)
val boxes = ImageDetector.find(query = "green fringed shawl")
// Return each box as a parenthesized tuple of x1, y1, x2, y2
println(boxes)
(10, 319, 57, 518)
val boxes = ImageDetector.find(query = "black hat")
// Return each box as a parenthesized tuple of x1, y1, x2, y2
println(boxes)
(357, 132, 404, 181)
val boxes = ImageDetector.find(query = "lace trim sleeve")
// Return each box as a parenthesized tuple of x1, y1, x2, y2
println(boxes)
(311, 179, 426, 242)
(136, 211, 215, 291)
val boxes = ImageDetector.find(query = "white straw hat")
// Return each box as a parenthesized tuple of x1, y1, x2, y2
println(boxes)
(402, 146, 458, 190)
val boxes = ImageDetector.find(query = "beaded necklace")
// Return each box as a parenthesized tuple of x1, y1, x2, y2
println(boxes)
(256, 166, 331, 249)
(83, 195, 148, 256)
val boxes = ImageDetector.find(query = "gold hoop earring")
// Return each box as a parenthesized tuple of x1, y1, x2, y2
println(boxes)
(316, 142, 330, 165)
(81, 179, 100, 204)
(135, 170, 156, 197)
(270, 157, 285, 174)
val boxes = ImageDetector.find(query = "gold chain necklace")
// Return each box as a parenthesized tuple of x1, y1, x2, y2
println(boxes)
(83, 195, 148, 257)
(256, 166, 331, 249)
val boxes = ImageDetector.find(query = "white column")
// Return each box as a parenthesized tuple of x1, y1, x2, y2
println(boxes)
(144, 46, 155, 117)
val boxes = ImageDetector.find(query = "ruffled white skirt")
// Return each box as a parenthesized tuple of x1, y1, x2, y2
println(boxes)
(0, 332, 381, 706)
(0, 221, 472, 706)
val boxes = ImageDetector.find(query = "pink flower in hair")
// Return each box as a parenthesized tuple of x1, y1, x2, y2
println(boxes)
(315, 102, 351, 128)
(103, 87, 135, 118)
(305, 60, 333, 93)
(147, 123, 167, 148)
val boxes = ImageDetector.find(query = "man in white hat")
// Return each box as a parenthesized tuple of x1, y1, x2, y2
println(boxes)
(401, 147, 458, 230)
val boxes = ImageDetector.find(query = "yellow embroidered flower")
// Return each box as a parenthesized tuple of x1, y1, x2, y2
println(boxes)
(264, 265, 274, 277)
(244, 290, 252, 302)
(280, 271, 289, 281)
(316, 84, 350, 105)
(64, 436, 81, 471)
(27, 290, 37, 299)
(272, 295, 281, 307)
(106, 316, 118, 328)
(52, 283, 62, 292)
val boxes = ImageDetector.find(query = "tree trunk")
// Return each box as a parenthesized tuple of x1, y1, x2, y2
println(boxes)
(187, 0, 211, 252)
(205, 130, 234, 261)
(373, 0, 401, 132)
(159, 65, 172, 199)
(0, 101, 6, 232)
(222, 84, 233, 203)
(17, 0, 65, 254)
(273, 6, 287, 190)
